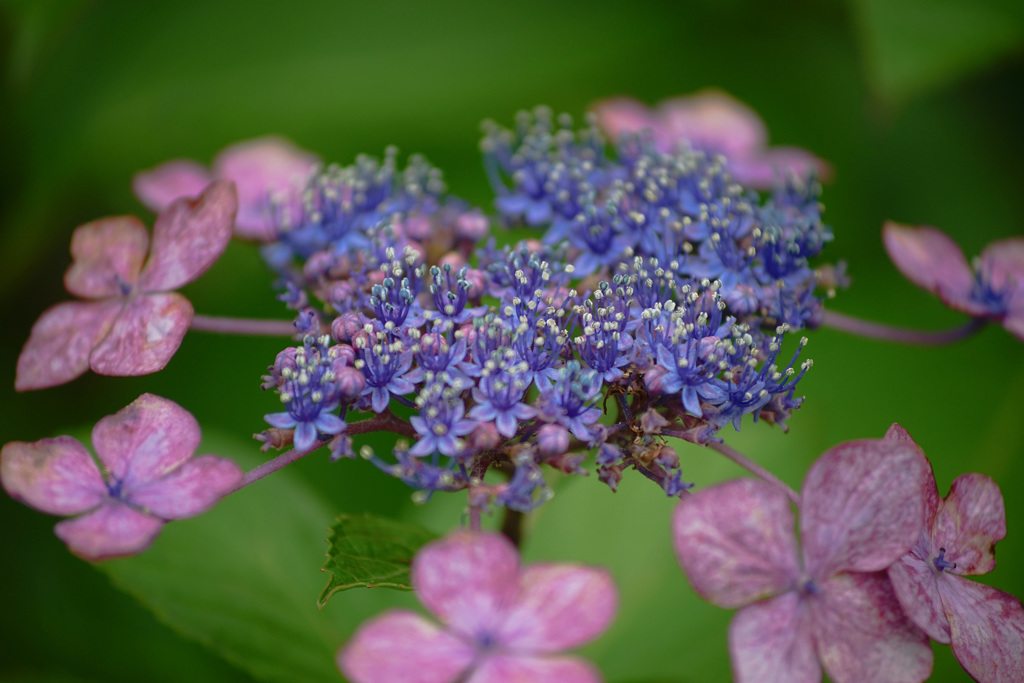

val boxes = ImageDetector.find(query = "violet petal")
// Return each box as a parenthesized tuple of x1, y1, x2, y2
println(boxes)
(729, 147, 833, 187)
(136, 181, 237, 292)
(128, 454, 242, 519)
(412, 531, 519, 641)
(54, 501, 164, 561)
(932, 473, 1006, 576)
(337, 610, 475, 683)
(133, 160, 213, 213)
(64, 216, 149, 299)
(814, 572, 932, 683)
(15, 299, 121, 391)
(90, 393, 200, 486)
(728, 591, 819, 683)
(0, 436, 106, 515)
(495, 564, 617, 654)
(673, 479, 800, 608)
(658, 90, 767, 158)
(800, 439, 927, 579)
(940, 574, 1024, 683)
(89, 292, 193, 377)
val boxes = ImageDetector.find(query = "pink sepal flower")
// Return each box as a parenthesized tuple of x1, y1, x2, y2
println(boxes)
(590, 90, 832, 189)
(885, 424, 1024, 682)
(15, 182, 237, 391)
(338, 530, 617, 683)
(883, 222, 1024, 340)
(673, 438, 933, 683)
(134, 136, 319, 241)
(0, 393, 242, 561)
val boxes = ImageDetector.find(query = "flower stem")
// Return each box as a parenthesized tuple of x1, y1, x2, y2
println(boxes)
(236, 411, 416, 491)
(821, 310, 985, 345)
(706, 440, 800, 506)
(190, 314, 296, 337)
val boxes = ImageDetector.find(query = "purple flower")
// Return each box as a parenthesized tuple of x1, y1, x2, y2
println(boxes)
(409, 386, 477, 458)
(338, 530, 617, 683)
(134, 136, 319, 241)
(264, 335, 347, 451)
(673, 438, 933, 682)
(469, 368, 536, 438)
(883, 222, 1024, 340)
(591, 90, 832, 189)
(16, 182, 237, 391)
(885, 424, 1024, 683)
(1, 394, 241, 561)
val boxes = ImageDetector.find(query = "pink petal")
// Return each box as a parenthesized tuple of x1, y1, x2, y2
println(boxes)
(129, 454, 241, 519)
(133, 160, 214, 213)
(64, 216, 149, 299)
(888, 548, 951, 644)
(54, 501, 164, 561)
(940, 574, 1024, 683)
(89, 393, 200, 487)
(658, 90, 766, 159)
(89, 292, 193, 377)
(136, 181, 237, 292)
(728, 147, 833, 188)
(1, 437, 106, 515)
(728, 592, 820, 683)
(883, 423, 941, 528)
(590, 97, 662, 141)
(813, 572, 933, 683)
(800, 439, 927, 579)
(980, 237, 1024, 302)
(337, 610, 475, 683)
(412, 531, 520, 641)
(673, 479, 800, 608)
(212, 137, 318, 241)
(1004, 311, 1024, 341)
(495, 564, 617, 653)
(882, 223, 976, 310)
(467, 654, 602, 683)
(15, 299, 122, 391)
(932, 473, 1005, 576)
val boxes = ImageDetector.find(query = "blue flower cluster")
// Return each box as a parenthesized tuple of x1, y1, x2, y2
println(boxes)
(257, 109, 834, 512)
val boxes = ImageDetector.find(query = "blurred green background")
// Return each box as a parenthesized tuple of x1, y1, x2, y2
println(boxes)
(1, 1, 1022, 681)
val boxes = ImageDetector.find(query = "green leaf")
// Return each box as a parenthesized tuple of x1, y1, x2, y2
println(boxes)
(96, 432, 414, 683)
(319, 513, 438, 606)
(854, 0, 1024, 107)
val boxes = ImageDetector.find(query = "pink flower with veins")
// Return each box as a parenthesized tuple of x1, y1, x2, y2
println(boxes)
(134, 136, 319, 241)
(338, 530, 618, 683)
(0, 393, 241, 561)
(673, 438, 933, 683)
(883, 222, 1024, 340)
(885, 424, 1024, 683)
(15, 181, 237, 391)
(591, 89, 832, 189)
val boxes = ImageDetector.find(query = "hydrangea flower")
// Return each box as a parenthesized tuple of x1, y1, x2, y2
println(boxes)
(673, 437, 933, 682)
(338, 530, 617, 683)
(15, 182, 237, 391)
(885, 424, 1024, 683)
(134, 136, 319, 241)
(883, 222, 1024, 340)
(0, 393, 241, 561)
(590, 90, 831, 188)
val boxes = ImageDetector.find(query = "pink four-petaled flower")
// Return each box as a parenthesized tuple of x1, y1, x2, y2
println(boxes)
(338, 530, 618, 683)
(590, 89, 831, 189)
(885, 424, 1024, 683)
(883, 221, 1024, 341)
(0, 393, 242, 561)
(134, 136, 319, 241)
(673, 437, 933, 683)
(15, 181, 237, 391)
